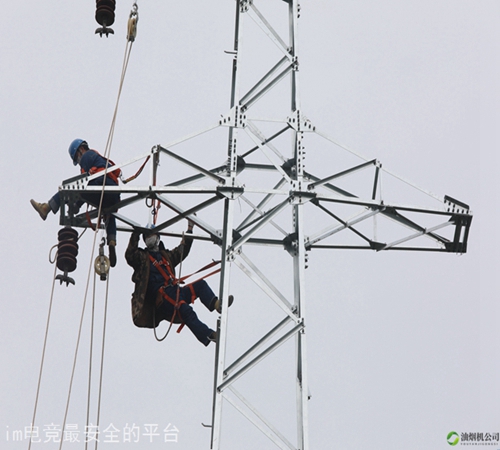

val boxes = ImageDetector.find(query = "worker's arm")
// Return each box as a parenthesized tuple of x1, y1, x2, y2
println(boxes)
(162, 223, 194, 267)
(125, 230, 142, 268)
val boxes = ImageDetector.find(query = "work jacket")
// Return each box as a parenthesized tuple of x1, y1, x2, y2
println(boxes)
(80, 149, 121, 185)
(125, 231, 193, 328)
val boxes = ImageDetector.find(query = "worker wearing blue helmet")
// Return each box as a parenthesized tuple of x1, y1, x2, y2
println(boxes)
(30, 139, 121, 267)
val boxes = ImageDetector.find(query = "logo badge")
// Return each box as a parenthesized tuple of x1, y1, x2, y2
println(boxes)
(447, 431, 460, 446)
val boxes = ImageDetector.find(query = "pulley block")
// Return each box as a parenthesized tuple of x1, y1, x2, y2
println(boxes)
(94, 238, 110, 281)
(94, 255, 110, 281)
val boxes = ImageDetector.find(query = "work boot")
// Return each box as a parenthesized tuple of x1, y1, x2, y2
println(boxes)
(214, 295, 234, 314)
(30, 199, 50, 221)
(108, 240, 117, 267)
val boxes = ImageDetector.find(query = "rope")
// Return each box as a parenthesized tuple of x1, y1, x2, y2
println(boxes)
(59, 4, 138, 440)
(154, 233, 185, 342)
(153, 302, 175, 342)
(94, 273, 110, 450)
(68, 5, 138, 442)
(58, 229, 101, 450)
(85, 273, 97, 450)
(75, 7, 138, 441)
(122, 155, 150, 183)
(92, 1, 138, 234)
(101, 2, 138, 165)
(30, 5, 138, 449)
(27, 262, 58, 450)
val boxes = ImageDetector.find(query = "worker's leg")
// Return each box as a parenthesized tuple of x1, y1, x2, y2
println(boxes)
(83, 177, 120, 214)
(103, 214, 117, 243)
(83, 176, 120, 265)
(48, 193, 60, 214)
(155, 297, 176, 323)
(187, 280, 218, 311)
(159, 286, 215, 346)
(177, 302, 214, 346)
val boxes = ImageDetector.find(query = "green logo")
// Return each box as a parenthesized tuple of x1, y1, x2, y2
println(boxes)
(447, 431, 460, 446)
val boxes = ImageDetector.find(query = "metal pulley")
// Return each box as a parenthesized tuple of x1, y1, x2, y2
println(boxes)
(127, 2, 139, 42)
(95, 0, 116, 37)
(94, 238, 110, 281)
(55, 227, 79, 286)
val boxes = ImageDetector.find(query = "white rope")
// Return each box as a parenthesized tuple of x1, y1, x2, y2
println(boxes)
(29, 4, 138, 449)
(94, 272, 110, 450)
(59, 4, 139, 447)
(85, 272, 97, 450)
(314, 128, 443, 203)
(154, 233, 186, 342)
(58, 230, 102, 450)
(27, 262, 58, 450)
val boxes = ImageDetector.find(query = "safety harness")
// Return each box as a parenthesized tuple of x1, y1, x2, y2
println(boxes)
(149, 253, 221, 335)
(149, 254, 192, 319)
(81, 150, 121, 230)
(81, 150, 122, 184)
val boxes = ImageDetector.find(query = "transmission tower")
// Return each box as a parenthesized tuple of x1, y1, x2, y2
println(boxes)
(58, 1, 472, 448)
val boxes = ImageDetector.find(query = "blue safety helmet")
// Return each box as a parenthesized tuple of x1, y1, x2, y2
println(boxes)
(68, 139, 88, 166)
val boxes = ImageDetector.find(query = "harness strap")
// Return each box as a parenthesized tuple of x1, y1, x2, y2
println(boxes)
(148, 254, 177, 285)
(149, 253, 186, 333)
(80, 150, 121, 184)
(123, 155, 150, 184)
(158, 288, 187, 308)
(148, 255, 222, 335)
(177, 259, 221, 284)
(85, 209, 96, 231)
(87, 166, 120, 185)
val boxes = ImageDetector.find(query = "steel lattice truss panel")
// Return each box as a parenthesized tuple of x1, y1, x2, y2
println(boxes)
(58, 124, 471, 254)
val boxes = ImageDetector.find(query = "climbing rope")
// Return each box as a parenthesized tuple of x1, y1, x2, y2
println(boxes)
(28, 4, 138, 450)
(94, 273, 110, 450)
(28, 225, 92, 450)
(101, 2, 138, 164)
(58, 228, 102, 450)
(85, 273, 97, 450)
(84, 272, 110, 450)
(58, 3, 139, 448)
(153, 233, 186, 342)
(89, 1, 139, 239)
(27, 263, 58, 450)
(31, 5, 138, 447)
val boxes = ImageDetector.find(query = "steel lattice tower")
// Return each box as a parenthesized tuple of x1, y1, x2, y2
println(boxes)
(58, 1, 472, 448)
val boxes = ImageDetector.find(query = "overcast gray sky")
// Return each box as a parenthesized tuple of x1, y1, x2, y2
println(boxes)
(1, 1, 498, 449)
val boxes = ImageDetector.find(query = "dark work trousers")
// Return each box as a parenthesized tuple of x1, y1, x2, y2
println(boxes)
(155, 279, 217, 346)
(49, 175, 120, 243)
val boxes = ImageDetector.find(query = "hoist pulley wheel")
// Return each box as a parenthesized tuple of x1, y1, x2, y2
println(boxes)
(95, 237, 110, 281)
(94, 255, 110, 280)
